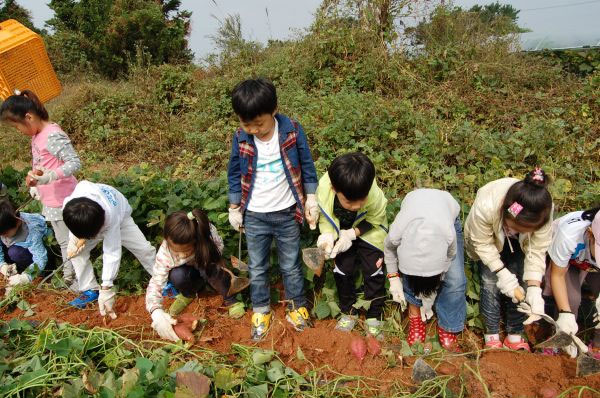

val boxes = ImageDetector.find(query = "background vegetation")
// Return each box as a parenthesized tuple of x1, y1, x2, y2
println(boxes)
(0, 0, 599, 395)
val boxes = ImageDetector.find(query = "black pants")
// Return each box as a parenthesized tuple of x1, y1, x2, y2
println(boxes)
(333, 238, 386, 320)
(169, 262, 235, 304)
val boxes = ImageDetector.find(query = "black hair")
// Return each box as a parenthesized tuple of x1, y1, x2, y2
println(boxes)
(163, 209, 222, 270)
(501, 168, 553, 228)
(231, 78, 277, 122)
(0, 199, 19, 235)
(0, 90, 49, 123)
(582, 206, 600, 222)
(63, 198, 105, 239)
(404, 274, 442, 298)
(328, 152, 375, 201)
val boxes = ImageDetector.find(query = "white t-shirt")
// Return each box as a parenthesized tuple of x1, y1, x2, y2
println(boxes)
(247, 119, 296, 213)
(549, 211, 596, 269)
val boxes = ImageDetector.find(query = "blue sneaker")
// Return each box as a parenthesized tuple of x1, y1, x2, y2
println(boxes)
(68, 290, 99, 309)
(162, 282, 178, 298)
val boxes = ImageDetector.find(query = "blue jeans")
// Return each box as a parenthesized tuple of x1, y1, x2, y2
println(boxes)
(403, 218, 466, 333)
(479, 237, 527, 334)
(245, 205, 306, 314)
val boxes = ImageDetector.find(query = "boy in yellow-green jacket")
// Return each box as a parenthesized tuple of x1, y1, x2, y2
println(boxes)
(316, 152, 388, 339)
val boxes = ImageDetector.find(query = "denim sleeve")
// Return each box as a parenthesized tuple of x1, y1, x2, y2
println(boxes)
(227, 133, 242, 205)
(294, 122, 318, 194)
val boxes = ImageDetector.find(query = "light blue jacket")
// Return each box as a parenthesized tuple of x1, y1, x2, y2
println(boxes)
(0, 212, 49, 278)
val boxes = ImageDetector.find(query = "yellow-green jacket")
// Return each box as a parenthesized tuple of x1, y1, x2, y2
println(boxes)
(316, 173, 388, 251)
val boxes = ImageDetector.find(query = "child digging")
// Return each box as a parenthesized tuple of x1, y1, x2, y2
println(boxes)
(316, 152, 389, 340)
(384, 189, 465, 351)
(465, 168, 553, 351)
(0, 90, 81, 290)
(227, 78, 319, 341)
(542, 206, 600, 358)
(146, 210, 249, 342)
(0, 199, 49, 294)
(62, 181, 156, 317)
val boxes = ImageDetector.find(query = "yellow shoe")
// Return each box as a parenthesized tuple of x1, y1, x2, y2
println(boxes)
(251, 312, 272, 341)
(286, 307, 311, 331)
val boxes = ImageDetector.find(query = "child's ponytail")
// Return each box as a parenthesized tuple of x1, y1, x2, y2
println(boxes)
(0, 89, 49, 123)
(582, 206, 600, 222)
(501, 167, 553, 228)
(190, 209, 222, 270)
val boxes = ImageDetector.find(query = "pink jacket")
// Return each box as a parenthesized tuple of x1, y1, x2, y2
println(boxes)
(31, 123, 80, 208)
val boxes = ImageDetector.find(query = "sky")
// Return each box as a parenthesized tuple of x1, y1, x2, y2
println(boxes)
(20, 0, 600, 60)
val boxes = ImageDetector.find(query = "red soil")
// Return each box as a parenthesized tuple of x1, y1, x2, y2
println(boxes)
(1, 285, 599, 397)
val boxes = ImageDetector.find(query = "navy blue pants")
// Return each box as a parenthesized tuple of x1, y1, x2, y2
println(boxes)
(2, 245, 33, 273)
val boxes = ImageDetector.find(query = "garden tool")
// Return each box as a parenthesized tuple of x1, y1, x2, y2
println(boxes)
(412, 357, 437, 384)
(301, 247, 327, 277)
(516, 288, 600, 377)
(533, 313, 600, 377)
(230, 232, 248, 272)
(38, 239, 85, 287)
(222, 267, 250, 297)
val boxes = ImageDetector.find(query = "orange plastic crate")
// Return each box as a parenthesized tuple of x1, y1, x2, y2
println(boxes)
(0, 19, 61, 103)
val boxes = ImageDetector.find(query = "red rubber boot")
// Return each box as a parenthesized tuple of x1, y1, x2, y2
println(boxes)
(408, 316, 426, 346)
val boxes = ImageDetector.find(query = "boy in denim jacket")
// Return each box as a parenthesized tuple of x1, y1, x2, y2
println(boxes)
(227, 78, 319, 341)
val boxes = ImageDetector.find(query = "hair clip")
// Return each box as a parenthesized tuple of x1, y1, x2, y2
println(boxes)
(508, 202, 523, 218)
(14, 89, 21, 95)
(187, 212, 195, 221)
(532, 167, 544, 182)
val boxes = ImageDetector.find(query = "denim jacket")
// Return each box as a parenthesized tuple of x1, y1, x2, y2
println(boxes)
(227, 113, 318, 224)
(0, 212, 49, 278)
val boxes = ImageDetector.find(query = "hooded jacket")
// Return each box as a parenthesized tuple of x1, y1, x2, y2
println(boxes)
(384, 189, 460, 276)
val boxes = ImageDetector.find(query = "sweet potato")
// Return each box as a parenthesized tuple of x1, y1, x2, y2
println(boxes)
(366, 336, 381, 356)
(177, 313, 200, 331)
(350, 337, 367, 362)
(173, 323, 195, 342)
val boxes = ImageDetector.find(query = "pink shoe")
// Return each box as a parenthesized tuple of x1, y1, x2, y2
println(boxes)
(503, 336, 531, 352)
(484, 335, 503, 349)
(588, 344, 600, 360)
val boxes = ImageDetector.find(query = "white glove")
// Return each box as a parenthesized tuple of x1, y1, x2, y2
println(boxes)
(29, 187, 41, 200)
(517, 286, 545, 324)
(98, 288, 117, 319)
(304, 194, 319, 230)
(228, 207, 243, 231)
(316, 233, 335, 257)
(419, 292, 437, 322)
(0, 262, 17, 278)
(388, 277, 406, 310)
(556, 312, 578, 358)
(495, 268, 523, 303)
(594, 295, 600, 329)
(31, 168, 58, 185)
(67, 236, 86, 259)
(5, 273, 31, 295)
(151, 309, 180, 341)
(330, 228, 357, 259)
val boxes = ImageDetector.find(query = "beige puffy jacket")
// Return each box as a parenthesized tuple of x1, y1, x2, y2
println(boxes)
(464, 178, 553, 282)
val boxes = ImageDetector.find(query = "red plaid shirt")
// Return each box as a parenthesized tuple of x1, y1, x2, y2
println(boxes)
(228, 114, 318, 224)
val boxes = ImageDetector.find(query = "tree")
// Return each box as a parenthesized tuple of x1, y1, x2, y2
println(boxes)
(46, 0, 193, 78)
(0, 0, 37, 31)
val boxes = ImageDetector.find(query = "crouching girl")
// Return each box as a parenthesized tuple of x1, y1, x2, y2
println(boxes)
(465, 168, 553, 351)
(146, 209, 248, 342)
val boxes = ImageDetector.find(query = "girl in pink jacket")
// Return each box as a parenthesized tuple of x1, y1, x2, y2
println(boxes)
(0, 90, 81, 288)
